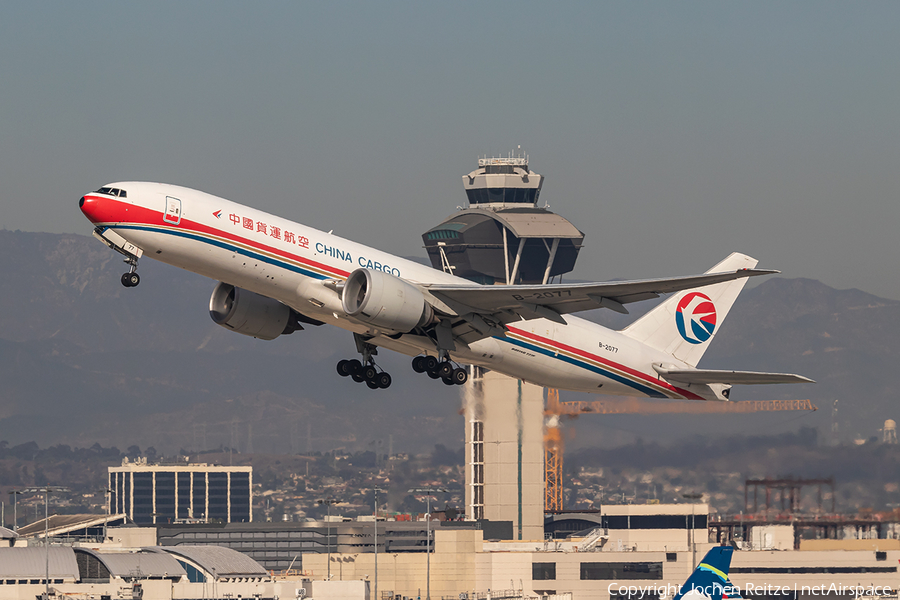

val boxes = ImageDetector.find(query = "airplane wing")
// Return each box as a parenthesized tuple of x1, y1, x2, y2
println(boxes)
(423, 267, 777, 322)
(654, 367, 815, 385)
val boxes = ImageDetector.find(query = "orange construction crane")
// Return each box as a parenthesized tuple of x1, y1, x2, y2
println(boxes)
(544, 389, 565, 511)
(543, 393, 817, 511)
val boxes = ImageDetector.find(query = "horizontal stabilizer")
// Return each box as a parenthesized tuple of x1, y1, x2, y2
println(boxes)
(653, 365, 815, 385)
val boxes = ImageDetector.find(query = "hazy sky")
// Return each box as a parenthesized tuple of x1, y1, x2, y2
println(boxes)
(2, 2, 899, 299)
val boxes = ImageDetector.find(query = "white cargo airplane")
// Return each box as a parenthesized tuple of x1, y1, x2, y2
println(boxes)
(80, 182, 812, 398)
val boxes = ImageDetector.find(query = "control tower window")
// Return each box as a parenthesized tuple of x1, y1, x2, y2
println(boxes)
(426, 222, 465, 240)
(467, 188, 538, 204)
(426, 230, 459, 240)
(466, 189, 488, 204)
(487, 188, 505, 203)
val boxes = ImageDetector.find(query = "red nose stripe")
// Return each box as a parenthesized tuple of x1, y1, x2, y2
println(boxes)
(79, 195, 130, 224)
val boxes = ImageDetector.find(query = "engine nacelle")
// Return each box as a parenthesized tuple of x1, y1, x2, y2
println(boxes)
(209, 282, 302, 340)
(341, 268, 434, 333)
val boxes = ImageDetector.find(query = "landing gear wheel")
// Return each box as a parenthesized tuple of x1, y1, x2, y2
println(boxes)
(362, 365, 378, 381)
(337, 359, 352, 377)
(427, 369, 441, 379)
(346, 359, 362, 374)
(441, 376, 455, 386)
(351, 372, 365, 383)
(423, 356, 439, 372)
(436, 361, 453, 378)
(121, 272, 140, 287)
(366, 380, 379, 389)
(412, 356, 427, 373)
(452, 368, 468, 385)
(376, 372, 392, 389)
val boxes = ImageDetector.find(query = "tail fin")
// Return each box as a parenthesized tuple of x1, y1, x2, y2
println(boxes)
(673, 546, 741, 600)
(621, 253, 757, 367)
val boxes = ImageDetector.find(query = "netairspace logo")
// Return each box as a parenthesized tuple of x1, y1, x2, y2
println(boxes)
(607, 583, 895, 599)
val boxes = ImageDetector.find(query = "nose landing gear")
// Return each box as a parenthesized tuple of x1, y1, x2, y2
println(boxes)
(121, 255, 140, 287)
(91, 226, 143, 288)
(121, 271, 140, 287)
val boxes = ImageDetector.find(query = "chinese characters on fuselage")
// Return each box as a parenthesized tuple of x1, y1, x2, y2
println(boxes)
(227, 213, 400, 276)
(229, 213, 309, 248)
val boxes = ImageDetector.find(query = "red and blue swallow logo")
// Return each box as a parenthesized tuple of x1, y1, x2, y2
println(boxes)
(675, 292, 717, 344)
(213, 210, 222, 219)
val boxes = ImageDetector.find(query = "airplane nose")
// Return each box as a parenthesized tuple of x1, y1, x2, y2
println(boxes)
(79, 194, 104, 224)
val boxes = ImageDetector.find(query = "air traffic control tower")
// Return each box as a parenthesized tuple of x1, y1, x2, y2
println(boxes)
(422, 156, 584, 285)
(421, 155, 585, 540)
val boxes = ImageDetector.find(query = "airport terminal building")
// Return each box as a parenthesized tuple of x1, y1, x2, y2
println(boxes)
(8, 497, 900, 600)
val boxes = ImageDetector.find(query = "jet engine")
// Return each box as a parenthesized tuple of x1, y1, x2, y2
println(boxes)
(209, 282, 303, 340)
(341, 268, 434, 333)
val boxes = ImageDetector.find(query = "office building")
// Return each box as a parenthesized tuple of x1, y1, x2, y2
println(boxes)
(108, 459, 252, 525)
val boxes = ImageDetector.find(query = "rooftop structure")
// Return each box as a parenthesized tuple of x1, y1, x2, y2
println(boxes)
(16, 514, 128, 541)
(74, 547, 187, 582)
(0, 547, 79, 583)
(0, 526, 18, 547)
(0, 544, 276, 599)
(152, 545, 269, 581)
(155, 518, 503, 572)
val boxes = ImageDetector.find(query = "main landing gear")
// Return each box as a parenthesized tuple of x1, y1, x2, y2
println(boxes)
(336, 333, 392, 390)
(336, 358, 392, 389)
(412, 355, 468, 386)
(121, 255, 140, 287)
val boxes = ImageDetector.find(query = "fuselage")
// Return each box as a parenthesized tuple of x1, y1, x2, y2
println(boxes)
(79, 181, 705, 399)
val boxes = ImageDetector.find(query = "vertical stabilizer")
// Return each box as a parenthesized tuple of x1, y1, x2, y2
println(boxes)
(673, 546, 740, 600)
(620, 253, 757, 367)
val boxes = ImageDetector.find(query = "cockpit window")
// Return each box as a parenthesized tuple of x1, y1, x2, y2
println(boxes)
(94, 187, 126, 197)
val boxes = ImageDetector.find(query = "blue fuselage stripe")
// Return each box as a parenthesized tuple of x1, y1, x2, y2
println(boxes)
(115, 224, 331, 281)
(499, 336, 668, 398)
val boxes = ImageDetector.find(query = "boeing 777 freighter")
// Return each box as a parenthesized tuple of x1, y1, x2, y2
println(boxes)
(79, 182, 812, 397)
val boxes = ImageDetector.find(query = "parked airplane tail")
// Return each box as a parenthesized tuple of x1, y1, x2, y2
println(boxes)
(673, 546, 742, 600)
(620, 253, 758, 367)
